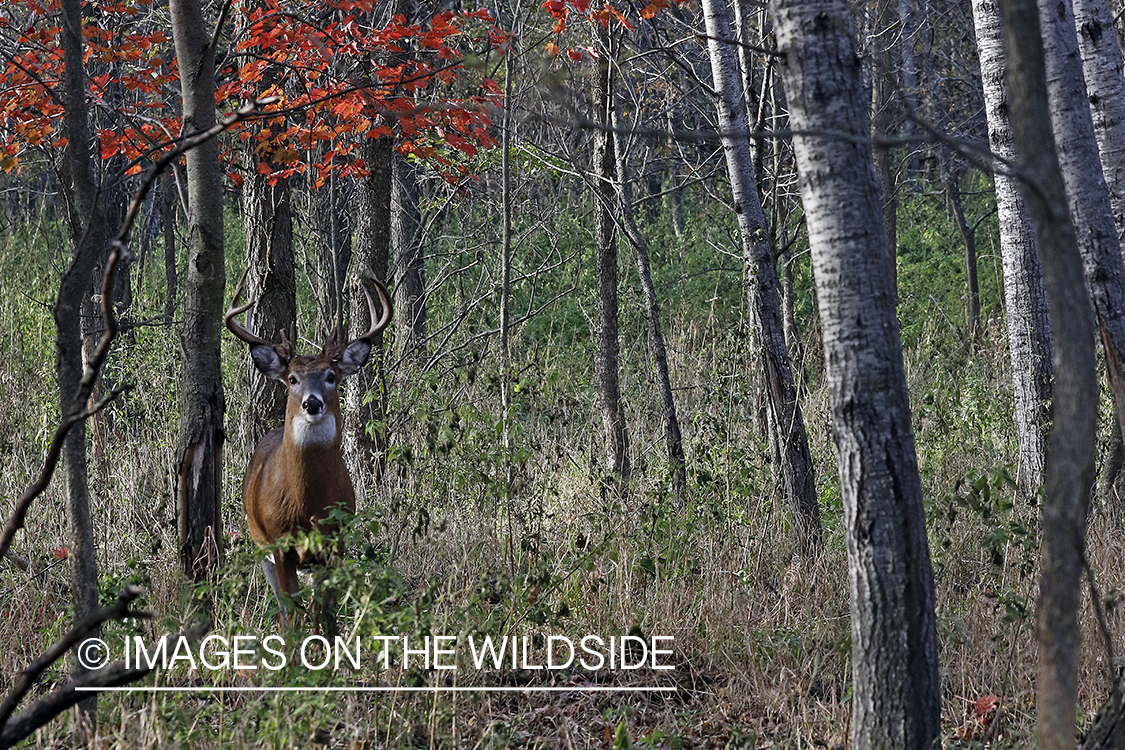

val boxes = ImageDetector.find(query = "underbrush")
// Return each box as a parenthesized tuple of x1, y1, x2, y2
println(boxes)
(2, 197, 1124, 748)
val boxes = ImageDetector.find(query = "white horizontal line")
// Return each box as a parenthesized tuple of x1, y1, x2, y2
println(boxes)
(76, 685, 678, 693)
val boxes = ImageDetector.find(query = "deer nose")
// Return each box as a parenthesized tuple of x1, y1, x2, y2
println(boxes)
(303, 395, 323, 415)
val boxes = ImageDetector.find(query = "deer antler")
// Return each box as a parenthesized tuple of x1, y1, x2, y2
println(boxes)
(224, 268, 275, 349)
(355, 280, 393, 342)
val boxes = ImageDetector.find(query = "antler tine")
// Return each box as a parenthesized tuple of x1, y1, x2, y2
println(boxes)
(224, 268, 275, 348)
(357, 279, 393, 341)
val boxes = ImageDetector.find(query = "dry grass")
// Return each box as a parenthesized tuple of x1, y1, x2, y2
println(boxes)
(2, 228, 1125, 749)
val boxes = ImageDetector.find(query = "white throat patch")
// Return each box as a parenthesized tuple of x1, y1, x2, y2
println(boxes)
(290, 413, 336, 447)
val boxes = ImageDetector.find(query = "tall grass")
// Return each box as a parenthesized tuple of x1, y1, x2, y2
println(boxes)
(0, 182, 1122, 749)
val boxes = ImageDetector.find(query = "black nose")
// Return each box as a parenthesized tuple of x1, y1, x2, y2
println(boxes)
(303, 396, 323, 414)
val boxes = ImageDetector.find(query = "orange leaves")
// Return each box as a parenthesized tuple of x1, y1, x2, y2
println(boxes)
(955, 694, 1002, 741)
(640, 0, 671, 19)
(0, 0, 502, 185)
(0, 0, 181, 172)
(542, 0, 638, 33)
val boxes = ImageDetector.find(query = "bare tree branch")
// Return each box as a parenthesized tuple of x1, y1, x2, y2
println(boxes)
(0, 97, 273, 563)
(0, 586, 148, 730)
(0, 620, 211, 749)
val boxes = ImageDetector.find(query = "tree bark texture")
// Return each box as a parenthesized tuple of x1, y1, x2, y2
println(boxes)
(58, 0, 108, 732)
(1073, 0, 1125, 242)
(1037, 0, 1125, 442)
(593, 30, 630, 485)
(869, 0, 901, 291)
(971, 0, 1053, 495)
(347, 135, 393, 476)
(702, 0, 821, 552)
(170, 0, 225, 583)
(772, 0, 941, 745)
(998, 0, 1099, 748)
(941, 159, 981, 339)
(162, 172, 178, 326)
(240, 163, 296, 447)
(392, 155, 426, 362)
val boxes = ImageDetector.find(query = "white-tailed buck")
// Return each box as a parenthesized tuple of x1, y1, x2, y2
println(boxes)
(225, 270, 391, 630)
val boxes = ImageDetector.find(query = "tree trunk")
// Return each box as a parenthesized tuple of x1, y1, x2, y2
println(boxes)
(665, 108, 685, 239)
(611, 111, 688, 503)
(870, 0, 900, 292)
(1073, 0, 1125, 244)
(593, 28, 630, 486)
(309, 156, 352, 341)
(1072, 0, 1125, 501)
(772, 0, 941, 744)
(999, 1, 1100, 748)
(1099, 419, 1124, 504)
(971, 0, 1053, 495)
(240, 163, 296, 447)
(702, 0, 821, 552)
(347, 135, 393, 478)
(57, 0, 108, 734)
(941, 159, 981, 340)
(1037, 0, 1125, 443)
(170, 0, 225, 584)
(781, 248, 800, 363)
(392, 155, 426, 362)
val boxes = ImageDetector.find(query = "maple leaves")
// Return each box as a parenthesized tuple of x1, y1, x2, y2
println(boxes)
(0, 0, 181, 173)
(0, 0, 503, 186)
(538, 0, 681, 64)
(221, 4, 503, 186)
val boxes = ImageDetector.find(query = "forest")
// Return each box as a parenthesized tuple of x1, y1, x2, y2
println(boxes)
(2, 0, 1125, 746)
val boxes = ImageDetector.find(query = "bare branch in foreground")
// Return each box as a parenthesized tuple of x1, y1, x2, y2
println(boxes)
(0, 98, 274, 562)
(0, 586, 148, 730)
(0, 620, 211, 749)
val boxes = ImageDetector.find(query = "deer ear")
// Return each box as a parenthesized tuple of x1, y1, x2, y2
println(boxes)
(337, 339, 372, 377)
(250, 344, 288, 380)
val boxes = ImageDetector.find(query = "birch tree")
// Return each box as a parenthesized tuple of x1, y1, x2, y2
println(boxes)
(771, 0, 940, 743)
(970, 0, 1053, 494)
(996, 0, 1098, 748)
(1037, 0, 1125, 440)
(1072, 0, 1125, 241)
(702, 0, 821, 552)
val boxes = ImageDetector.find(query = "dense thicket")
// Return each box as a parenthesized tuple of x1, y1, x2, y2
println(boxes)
(2, 0, 1125, 746)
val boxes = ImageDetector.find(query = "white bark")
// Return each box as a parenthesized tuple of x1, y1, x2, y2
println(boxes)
(771, 0, 940, 744)
(702, 0, 821, 552)
(1073, 0, 1125, 241)
(1038, 0, 1125, 437)
(970, 0, 1053, 494)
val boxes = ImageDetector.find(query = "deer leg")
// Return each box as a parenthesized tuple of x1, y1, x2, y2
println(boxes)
(261, 553, 291, 631)
(262, 555, 285, 610)
(266, 549, 302, 630)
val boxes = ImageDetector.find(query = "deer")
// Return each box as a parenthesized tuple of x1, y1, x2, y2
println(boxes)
(224, 269, 392, 632)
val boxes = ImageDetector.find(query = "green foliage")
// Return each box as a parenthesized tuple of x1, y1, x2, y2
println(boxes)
(0, 150, 1095, 749)
(896, 176, 1002, 352)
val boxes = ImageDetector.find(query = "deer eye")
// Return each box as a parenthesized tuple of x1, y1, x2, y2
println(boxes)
(325, 372, 336, 385)
(288, 375, 298, 385)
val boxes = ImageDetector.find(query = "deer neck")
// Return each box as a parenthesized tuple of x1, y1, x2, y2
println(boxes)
(281, 410, 343, 489)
